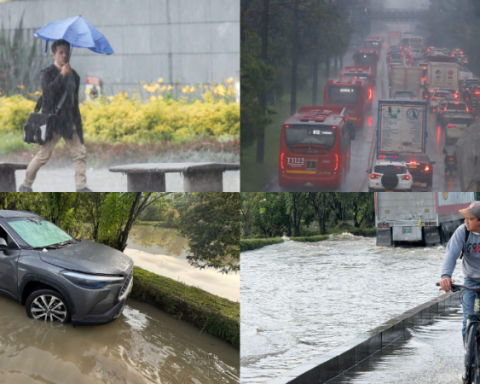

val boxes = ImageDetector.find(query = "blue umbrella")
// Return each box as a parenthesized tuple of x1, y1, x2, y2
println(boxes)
(34, 15, 114, 55)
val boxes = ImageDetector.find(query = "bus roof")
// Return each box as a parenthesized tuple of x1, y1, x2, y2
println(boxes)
(285, 106, 347, 125)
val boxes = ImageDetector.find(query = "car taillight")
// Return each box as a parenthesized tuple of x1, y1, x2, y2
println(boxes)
(467, 107, 470, 112)
(280, 152, 285, 170)
(425, 165, 430, 172)
(370, 173, 381, 179)
(431, 97, 436, 100)
(369, 88, 373, 100)
(444, 107, 447, 111)
(402, 175, 411, 180)
(449, 157, 454, 161)
(447, 124, 456, 128)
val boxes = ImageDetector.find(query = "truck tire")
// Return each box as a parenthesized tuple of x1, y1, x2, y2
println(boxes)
(381, 173, 399, 190)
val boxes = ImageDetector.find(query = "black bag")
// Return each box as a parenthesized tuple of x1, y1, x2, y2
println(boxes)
(23, 91, 68, 145)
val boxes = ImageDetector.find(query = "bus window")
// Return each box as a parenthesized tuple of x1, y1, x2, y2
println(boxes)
(284, 125, 336, 150)
(327, 85, 360, 104)
(356, 54, 376, 65)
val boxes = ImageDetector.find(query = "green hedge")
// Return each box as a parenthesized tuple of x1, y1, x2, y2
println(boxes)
(240, 238, 284, 252)
(290, 235, 330, 242)
(130, 266, 239, 348)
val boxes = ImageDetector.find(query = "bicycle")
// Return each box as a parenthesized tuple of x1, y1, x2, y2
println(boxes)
(437, 282, 480, 384)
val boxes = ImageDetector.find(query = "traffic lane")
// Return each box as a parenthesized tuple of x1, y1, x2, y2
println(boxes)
(425, 109, 462, 191)
(330, 308, 464, 384)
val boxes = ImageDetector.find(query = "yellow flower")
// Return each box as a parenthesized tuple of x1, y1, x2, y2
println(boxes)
(158, 78, 164, 84)
(17, 85, 25, 89)
(167, 85, 173, 91)
(149, 96, 157, 101)
(107, 96, 114, 101)
(189, 86, 196, 93)
(181, 86, 190, 94)
(226, 77, 234, 84)
(85, 89, 92, 94)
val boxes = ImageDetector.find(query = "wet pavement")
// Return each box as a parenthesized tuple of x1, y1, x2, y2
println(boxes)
(240, 234, 462, 383)
(0, 295, 239, 384)
(126, 226, 240, 302)
(331, 307, 464, 383)
(15, 168, 240, 192)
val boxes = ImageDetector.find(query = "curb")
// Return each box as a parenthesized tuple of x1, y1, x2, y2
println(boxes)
(267, 290, 462, 384)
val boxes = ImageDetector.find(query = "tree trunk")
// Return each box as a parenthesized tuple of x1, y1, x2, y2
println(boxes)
(290, 0, 299, 115)
(256, 0, 270, 164)
(312, 56, 319, 105)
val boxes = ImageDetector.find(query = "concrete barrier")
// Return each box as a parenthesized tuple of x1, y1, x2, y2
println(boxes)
(267, 291, 462, 384)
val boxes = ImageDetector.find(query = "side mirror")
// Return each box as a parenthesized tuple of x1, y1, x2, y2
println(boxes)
(0, 238, 7, 249)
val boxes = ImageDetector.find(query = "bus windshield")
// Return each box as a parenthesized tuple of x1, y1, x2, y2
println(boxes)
(284, 125, 337, 150)
(365, 41, 380, 49)
(328, 85, 360, 104)
(356, 54, 376, 65)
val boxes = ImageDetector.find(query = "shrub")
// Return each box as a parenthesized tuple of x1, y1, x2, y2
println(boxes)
(241, 238, 284, 252)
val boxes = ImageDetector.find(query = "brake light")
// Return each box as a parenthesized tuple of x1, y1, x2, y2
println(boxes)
(285, 124, 290, 129)
(332, 126, 337, 130)
(455, 94, 458, 98)
(424, 94, 428, 99)
(444, 107, 447, 111)
(475, 91, 480, 95)
(467, 107, 470, 112)
(334, 154, 339, 171)
(402, 175, 411, 180)
(449, 157, 454, 161)
(424, 165, 430, 172)
(369, 88, 373, 100)
(447, 124, 456, 128)
(370, 173, 381, 179)
(431, 97, 436, 100)
(378, 155, 385, 158)
(280, 152, 285, 170)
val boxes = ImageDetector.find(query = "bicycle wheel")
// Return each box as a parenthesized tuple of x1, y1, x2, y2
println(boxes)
(465, 325, 477, 384)
(474, 334, 480, 384)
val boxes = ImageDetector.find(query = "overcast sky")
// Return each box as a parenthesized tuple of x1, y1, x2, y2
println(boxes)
(384, 0, 430, 9)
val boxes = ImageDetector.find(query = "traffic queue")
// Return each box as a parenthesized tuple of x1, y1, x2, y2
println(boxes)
(277, 30, 477, 192)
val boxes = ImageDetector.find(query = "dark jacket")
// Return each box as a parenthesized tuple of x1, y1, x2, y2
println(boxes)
(40, 64, 84, 144)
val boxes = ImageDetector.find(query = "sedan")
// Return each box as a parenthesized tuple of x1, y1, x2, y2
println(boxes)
(397, 154, 435, 191)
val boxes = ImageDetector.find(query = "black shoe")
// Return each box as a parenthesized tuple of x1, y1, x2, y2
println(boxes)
(76, 187, 93, 192)
(18, 185, 33, 192)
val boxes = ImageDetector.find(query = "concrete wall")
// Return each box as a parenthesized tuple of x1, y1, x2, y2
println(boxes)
(267, 291, 462, 384)
(0, 0, 239, 95)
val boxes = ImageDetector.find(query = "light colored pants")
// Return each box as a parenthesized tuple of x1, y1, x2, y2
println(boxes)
(23, 132, 87, 190)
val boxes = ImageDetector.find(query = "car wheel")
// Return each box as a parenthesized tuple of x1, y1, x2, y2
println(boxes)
(25, 289, 71, 323)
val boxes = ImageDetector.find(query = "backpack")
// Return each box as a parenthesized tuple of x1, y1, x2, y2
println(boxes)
(460, 226, 470, 259)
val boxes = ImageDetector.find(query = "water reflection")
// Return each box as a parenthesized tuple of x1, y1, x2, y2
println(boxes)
(0, 295, 239, 384)
(128, 226, 188, 258)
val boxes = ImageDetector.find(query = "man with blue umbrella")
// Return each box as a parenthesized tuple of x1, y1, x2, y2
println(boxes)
(18, 16, 113, 192)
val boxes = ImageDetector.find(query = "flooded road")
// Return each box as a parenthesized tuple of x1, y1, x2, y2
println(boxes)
(15, 168, 240, 192)
(126, 226, 240, 302)
(0, 295, 239, 384)
(240, 234, 462, 383)
(331, 307, 464, 384)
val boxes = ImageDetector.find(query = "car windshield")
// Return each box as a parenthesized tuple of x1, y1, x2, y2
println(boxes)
(435, 92, 451, 98)
(328, 85, 360, 104)
(7, 218, 73, 248)
(446, 103, 467, 111)
(356, 54, 376, 65)
(373, 165, 407, 174)
(284, 125, 337, 149)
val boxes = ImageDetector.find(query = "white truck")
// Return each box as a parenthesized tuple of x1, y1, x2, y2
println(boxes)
(375, 192, 476, 246)
(388, 31, 401, 47)
(427, 56, 459, 93)
(390, 67, 423, 98)
(376, 99, 428, 159)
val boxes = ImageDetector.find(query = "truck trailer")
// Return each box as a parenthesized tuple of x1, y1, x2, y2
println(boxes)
(375, 192, 475, 246)
(390, 67, 423, 98)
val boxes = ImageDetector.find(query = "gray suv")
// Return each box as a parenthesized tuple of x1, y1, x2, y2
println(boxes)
(0, 210, 134, 325)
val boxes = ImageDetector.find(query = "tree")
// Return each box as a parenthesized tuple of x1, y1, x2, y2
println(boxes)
(178, 193, 240, 273)
(284, 192, 309, 236)
(240, 192, 260, 238)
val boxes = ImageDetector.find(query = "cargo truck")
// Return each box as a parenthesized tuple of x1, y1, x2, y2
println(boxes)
(376, 99, 428, 160)
(388, 31, 401, 47)
(375, 192, 475, 246)
(390, 67, 423, 98)
(427, 56, 459, 93)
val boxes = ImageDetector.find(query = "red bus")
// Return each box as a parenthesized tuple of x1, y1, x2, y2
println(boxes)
(353, 50, 379, 78)
(278, 106, 356, 188)
(340, 66, 374, 109)
(323, 78, 367, 128)
(364, 37, 382, 55)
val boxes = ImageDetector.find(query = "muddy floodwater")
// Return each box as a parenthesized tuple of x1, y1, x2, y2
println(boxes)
(241, 234, 459, 383)
(0, 295, 239, 383)
(126, 226, 240, 302)
(15, 168, 240, 192)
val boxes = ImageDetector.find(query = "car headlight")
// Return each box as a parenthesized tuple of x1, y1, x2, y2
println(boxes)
(61, 271, 124, 289)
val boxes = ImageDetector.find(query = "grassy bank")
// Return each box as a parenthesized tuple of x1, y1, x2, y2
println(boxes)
(241, 65, 340, 191)
(241, 238, 284, 252)
(131, 266, 239, 348)
(290, 235, 330, 242)
(1, 136, 239, 168)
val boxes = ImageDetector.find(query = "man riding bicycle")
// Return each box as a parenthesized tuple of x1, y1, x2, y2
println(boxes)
(440, 201, 480, 382)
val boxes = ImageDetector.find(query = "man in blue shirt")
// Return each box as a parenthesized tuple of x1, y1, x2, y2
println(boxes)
(440, 201, 480, 341)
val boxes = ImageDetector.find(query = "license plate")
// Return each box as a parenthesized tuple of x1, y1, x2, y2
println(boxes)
(403, 227, 412, 234)
(409, 165, 417, 169)
(306, 160, 317, 170)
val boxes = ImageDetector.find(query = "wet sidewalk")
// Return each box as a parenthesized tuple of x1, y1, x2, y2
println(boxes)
(15, 168, 240, 191)
(330, 306, 464, 384)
